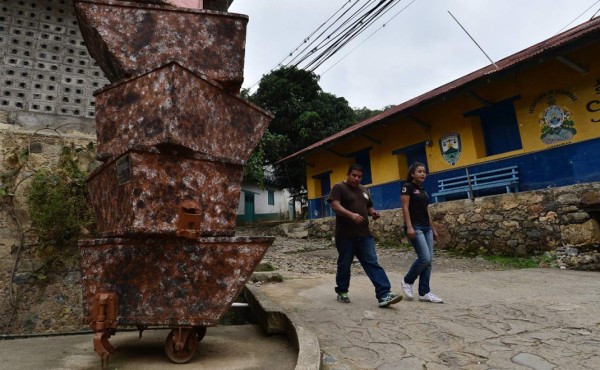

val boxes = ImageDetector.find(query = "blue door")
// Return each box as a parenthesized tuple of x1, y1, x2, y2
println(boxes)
(406, 146, 428, 169)
(316, 173, 332, 217)
(320, 175, 331, 197)
(480, 99, 523, 156)
(354, 149, 372, 184)
(244, 193, 255, 223)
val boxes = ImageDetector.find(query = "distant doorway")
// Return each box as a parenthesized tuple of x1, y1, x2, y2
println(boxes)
(244, 193, 255, 223)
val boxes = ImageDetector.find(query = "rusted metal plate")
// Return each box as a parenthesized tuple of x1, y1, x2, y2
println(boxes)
(108, 0, 233, 11)
(79, 236, 274, 326)
(74, 0, 247, 92)
(87, 150, 243, 237)
(95, 63, 272, 164)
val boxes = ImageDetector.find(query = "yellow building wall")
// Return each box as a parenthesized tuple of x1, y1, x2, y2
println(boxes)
(305, 42, 600, 199)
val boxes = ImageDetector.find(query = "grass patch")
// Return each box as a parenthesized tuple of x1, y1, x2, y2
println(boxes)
(481, 255, 545, 269)
(254, 262, 277, 272)
(376, 241, 413, 250)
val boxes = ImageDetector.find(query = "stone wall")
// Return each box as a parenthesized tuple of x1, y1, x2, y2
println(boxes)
(307, 184, 600, 270)
(0, 122, 95, 334)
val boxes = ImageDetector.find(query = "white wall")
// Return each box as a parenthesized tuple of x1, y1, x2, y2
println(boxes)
(237, 183, 289, 216)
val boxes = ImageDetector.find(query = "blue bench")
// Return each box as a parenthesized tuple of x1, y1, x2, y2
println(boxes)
(432, 166, 519, 203)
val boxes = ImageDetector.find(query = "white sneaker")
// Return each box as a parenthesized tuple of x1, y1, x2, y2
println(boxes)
(401, 281, 413, 300)
(419, 292, 443, 303)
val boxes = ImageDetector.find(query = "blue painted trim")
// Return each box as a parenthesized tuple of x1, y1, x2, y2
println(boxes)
(312, 170, 333, 179)
(392, 141, 428, 155)
(307, 138, 600, 218)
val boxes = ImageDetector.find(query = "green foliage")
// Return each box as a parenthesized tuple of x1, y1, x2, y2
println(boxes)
(353, 106, 383, 122)
(481, 255, 545, 269)
(26, 145, 96, 251)
(244, 140, 266, 186)
(246, 66, 356, 191)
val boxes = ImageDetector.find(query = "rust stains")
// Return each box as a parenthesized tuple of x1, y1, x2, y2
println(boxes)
(74, 0, 248, 92)
(79, 237, 274, 326)
(87, 150, 244, 237)
(94, 63, 272, 164)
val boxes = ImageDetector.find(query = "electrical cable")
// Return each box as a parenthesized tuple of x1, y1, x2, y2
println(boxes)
(555, 0, 600, 34)
(308, 0, 410, 72)
(285, 0, 376, 67)
(319, 0, 418, 75)
(294, 0, 401, 70)
(249, 0, 402, 93)
(246, 0, 357, 91)
(300, 0, 398, 70)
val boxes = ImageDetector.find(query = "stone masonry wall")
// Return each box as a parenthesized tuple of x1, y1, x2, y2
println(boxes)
(0, 121, 95, 334)
(307, 184, 600, 270)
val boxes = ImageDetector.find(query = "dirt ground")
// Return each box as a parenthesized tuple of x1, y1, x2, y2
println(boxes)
(238, 226, 511, 277)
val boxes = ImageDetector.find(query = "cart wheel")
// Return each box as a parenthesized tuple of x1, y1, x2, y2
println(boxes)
(194, 326, 207, 342)
(165, 328, 198, 364)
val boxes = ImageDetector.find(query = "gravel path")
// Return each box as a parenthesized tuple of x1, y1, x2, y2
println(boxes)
(237, 226, 511, 276)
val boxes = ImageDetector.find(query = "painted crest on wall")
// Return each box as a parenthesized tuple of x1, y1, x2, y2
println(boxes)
(538, 95, 577, 144)
(439, 133, 461, 166)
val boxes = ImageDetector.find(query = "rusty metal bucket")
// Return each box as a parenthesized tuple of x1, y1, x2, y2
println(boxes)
(87, 150, 244, 237)
(80, 236, 273, 326)
(74, 0, 248, 92)
(94, 62, 272, 163)
(79, 235, 274, 363)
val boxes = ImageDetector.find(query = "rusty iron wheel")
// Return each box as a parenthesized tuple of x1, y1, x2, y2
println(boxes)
(165, 328, 199, 364)
(194, 326, 207, 342)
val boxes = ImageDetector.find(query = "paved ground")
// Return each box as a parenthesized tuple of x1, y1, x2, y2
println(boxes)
(0, 325, 296, 370)
(2, 230, 599, 369)
(259, 268, 600, 369)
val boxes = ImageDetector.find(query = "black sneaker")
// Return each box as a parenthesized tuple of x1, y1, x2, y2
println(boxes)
(378, 292, 402, 307)
(337, 292, 350, 303)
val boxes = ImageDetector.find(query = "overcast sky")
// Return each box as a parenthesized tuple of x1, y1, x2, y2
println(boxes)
(229, 0, 600, 110)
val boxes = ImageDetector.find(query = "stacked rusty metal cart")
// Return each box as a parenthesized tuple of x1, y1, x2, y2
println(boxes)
(74, 0, 274, 364)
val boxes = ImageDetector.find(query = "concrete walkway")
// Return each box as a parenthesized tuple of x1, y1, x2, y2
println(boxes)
(0, 325, 296, 370)
(258, 269, 600, 369)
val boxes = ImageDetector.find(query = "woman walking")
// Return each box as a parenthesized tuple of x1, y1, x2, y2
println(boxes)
(401, 162, 443, 303)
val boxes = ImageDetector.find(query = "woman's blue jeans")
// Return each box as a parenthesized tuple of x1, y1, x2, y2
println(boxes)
(335, 236, 391, 300)
(404, 226, 433, 296)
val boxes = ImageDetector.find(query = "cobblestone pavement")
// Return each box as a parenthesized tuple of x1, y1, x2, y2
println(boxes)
(242, 231, 600, 370)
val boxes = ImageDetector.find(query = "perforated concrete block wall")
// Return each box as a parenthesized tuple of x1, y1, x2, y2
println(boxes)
(0, 0, 108, 119)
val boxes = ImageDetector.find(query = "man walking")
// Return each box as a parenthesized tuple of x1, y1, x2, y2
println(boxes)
(327, 164, 402, 308)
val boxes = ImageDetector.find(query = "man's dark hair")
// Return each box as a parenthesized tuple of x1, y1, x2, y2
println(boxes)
(347, 163, 364, 175)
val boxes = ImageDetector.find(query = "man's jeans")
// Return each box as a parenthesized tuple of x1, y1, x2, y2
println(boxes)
(404, 226, 433, 296)
(335, 236, 391, 299)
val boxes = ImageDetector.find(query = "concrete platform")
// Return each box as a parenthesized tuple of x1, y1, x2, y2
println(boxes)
(0, 325, 297, 370)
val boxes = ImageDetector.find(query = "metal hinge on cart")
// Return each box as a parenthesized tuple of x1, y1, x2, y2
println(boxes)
(88, 292, 118, 367)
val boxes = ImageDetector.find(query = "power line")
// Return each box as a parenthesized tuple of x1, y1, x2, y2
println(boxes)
(246, 0, 356, 91)
(320, 0, 418, 75)
(285, 0, 375, 67)
(448, 10, 498, 69)
(292, 0, 402, 71)
(555, 0, 600, 34)
(247, 0, 405, 93)
(589, 5, 600, 19)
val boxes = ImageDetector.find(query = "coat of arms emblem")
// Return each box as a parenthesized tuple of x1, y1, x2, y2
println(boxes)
(540, 95, 577, 144)
(439, 133, 461, 166)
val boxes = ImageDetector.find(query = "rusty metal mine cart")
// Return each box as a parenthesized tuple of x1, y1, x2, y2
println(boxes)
(74, 0, 274, 364)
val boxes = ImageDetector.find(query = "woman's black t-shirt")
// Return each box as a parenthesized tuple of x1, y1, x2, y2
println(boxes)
(401, 181, 430, 227)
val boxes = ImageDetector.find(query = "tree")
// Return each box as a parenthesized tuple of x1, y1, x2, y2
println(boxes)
(353, 106, 383, 122)
(245, 66, 356, 191)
